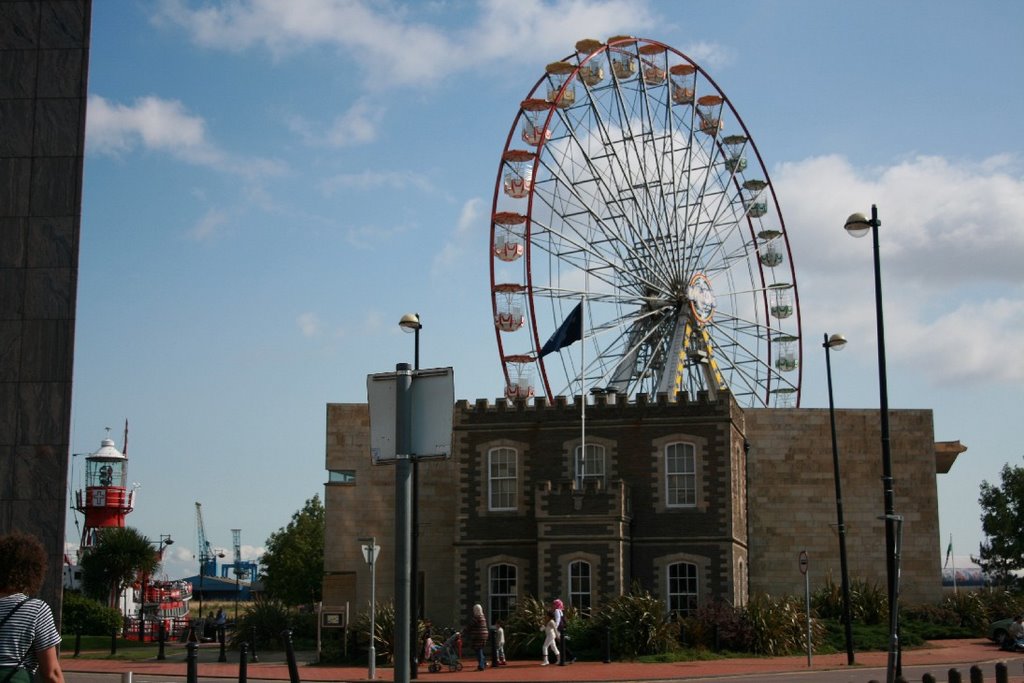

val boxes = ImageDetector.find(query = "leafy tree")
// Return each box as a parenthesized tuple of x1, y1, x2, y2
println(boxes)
(261, 494, 324, 606)
(79, 527, 161, 608)
(975, 459, 1024, 585)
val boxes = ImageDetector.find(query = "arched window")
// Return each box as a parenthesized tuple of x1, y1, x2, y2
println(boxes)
(665, 442, 696, 507)
(568, 560, 592, 614)
(667, 562, 698, 617)
(489, 563, 517, 623)
(488, 447, 517, 511)
(574, 443, 606, 488)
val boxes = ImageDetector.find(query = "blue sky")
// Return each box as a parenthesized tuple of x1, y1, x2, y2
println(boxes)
(69, 0, 1024, 580)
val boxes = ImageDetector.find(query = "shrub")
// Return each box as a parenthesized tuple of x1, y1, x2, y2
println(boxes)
(745, 594, 825, 656)
(501, 594, 549, 659)
(350, 599, 397, 664)
(61, 591, 122, 635)
(682, 600, 753, 651)
(229, 596, 294, 650)
(592, 587, 678, 659)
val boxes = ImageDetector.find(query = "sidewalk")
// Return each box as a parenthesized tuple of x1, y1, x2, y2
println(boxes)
(62, 639, 1024, 682)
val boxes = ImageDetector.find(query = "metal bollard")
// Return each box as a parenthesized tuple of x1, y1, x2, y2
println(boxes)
(557, 631, 565, 666)
(73, 631, 81, 658)
(996, 660, 1008, 683)
(186, 641, 198, 683)
(603, 625, 611, 663)
(282, 629, 300, 683)
(238, 642, 248, 683)
(250, 626, 260, 663)
(219, 625, 227, 662)
(121, 672, 132, 683)
(970, 664, 984, 683)
(110, 628, 118, 655)
(490, 627, 499, 668)
(157, 622, 166, 661)
(949, 668, 962, 683)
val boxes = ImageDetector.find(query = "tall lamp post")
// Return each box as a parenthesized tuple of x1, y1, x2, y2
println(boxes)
(823, 333, 854, 665)
(844, 205, 900, 682)
(399, 312, 422, 680)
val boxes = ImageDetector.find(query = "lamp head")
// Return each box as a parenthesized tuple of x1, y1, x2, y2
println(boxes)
(399, 312, 422, 332)
(844, 212, 872, 238)
(824, 333, 848, 350)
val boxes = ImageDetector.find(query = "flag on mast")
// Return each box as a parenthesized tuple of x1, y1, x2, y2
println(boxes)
(944, 535, 954, 568)
(539, 301, 584, 358)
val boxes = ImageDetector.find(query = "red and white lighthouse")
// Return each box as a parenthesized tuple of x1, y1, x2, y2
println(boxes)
(74, 427, 135, 554)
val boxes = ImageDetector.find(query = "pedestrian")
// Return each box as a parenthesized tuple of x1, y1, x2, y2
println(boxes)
(464, 603, 489, 671)
(494, 619, 506, 665)
(552, 598, 575, 663)
(540, 610, 559, 665)
(0, 532, 66, 683)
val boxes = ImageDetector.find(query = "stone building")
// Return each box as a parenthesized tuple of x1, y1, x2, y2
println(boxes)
(0, 1, 92, 620)
(323, 391, 962, 627)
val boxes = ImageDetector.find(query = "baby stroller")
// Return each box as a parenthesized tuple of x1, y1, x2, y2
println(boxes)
(426, 630, 463, 673)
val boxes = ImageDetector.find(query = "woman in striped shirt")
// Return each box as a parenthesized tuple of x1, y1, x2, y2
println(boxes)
(0, 533, 65, 683)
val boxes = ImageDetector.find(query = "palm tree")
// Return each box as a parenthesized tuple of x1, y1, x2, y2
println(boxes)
(80, 527, 161, 608)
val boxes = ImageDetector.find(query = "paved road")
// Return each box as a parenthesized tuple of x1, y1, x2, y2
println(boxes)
(61, 639, 1024, 683)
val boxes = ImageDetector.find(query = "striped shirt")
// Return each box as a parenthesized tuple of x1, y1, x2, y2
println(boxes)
(0, 594, 61, 673)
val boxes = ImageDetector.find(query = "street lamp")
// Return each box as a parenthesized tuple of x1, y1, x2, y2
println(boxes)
(823, 333, 854, 665)
(844, 205, 900, 682)
(399, 312, 422, 680)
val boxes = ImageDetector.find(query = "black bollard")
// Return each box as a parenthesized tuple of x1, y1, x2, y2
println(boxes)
(110, 627, 117, 655)
(157, 622, 167, 660)
(238, 642, 248, 683)
(895, 676, 908, 683)
(186, 641, 199, 683)
(970, 664, 984, 683)
(557, 631, 566, 666)
(490, 627, 499, 668)
(250, 626, 259, 663)
(603, 625, 611, 663)
(949, 668, 962, 683)
(282, 629, 300, 683)
(996, 661, 1008, 683)
(73, 631, 81, 658)
(923, 674, 937, 683)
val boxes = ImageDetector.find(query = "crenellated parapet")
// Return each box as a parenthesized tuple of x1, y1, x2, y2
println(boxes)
(455, 389, 737, 427)
(534, 478, 631, 519)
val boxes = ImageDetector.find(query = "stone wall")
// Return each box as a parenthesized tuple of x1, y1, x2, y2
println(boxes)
(744, 408, 944, 604)
(0, 0, 91, 620)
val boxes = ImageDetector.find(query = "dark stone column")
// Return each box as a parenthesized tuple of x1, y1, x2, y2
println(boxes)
(0, 0, 92, 626)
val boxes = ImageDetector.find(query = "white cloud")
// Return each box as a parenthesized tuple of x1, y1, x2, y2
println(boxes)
(86, 94, 286, 178)
(775, 153, 1024, 387)
(320, 169, 435, 194)
(432, 197, 484, 277)
(155, 0, 672, 89)
(188, 208, 230, 241)
(297, 312, 322, 337)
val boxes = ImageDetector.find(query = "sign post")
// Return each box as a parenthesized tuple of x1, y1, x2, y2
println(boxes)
(359, 537, 380, 680)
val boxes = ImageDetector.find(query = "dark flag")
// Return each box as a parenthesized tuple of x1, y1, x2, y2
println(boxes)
(539, 301, 583, 358)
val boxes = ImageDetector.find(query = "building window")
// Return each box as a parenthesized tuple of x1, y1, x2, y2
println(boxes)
(328, 469, 356, 484)
(489, 563, 517, 623)
(568, 560, 592, 614)
(488, 447, 517, 511)
(665, 442, 696, 507)
(574, 443, 606, 488)
(667, 562, 698, 617)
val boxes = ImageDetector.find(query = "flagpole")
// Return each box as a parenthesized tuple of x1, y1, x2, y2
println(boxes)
(580, 295, 586, 487)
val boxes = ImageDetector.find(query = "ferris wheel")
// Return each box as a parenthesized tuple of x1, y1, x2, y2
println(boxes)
(490, 36, 802, 408)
